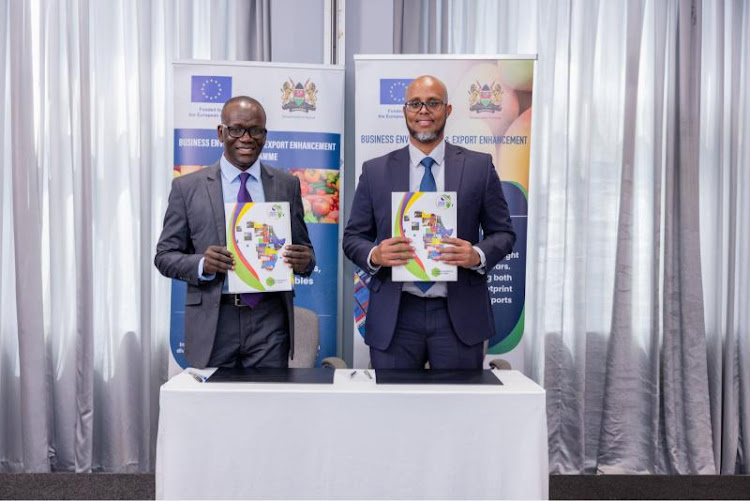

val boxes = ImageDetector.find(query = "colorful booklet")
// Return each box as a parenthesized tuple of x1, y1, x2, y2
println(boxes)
(391, 192, 458, 282)
(225, 202, 293, 293)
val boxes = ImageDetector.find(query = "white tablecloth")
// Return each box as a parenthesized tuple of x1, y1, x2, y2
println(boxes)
(156, 369, 548, 500)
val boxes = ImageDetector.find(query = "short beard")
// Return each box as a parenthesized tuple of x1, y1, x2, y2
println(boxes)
(407, 125, 444, 144)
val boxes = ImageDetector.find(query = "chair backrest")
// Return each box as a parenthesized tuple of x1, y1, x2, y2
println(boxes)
(288, 306, 319, 368)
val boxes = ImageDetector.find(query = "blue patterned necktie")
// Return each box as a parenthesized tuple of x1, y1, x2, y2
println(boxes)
(237, 172, 261, 307)
(416, 157, 436, 293)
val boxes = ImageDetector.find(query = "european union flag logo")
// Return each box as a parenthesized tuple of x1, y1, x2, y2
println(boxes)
(191, 76, 232, 103)
(379, 79, 413, 104)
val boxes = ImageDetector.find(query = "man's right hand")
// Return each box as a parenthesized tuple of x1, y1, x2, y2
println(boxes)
(203, 245, 234, 274)
(370, 237, 414, 267)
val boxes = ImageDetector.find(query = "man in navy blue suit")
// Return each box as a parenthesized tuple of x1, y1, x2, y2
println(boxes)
(343, 75, 516, 370)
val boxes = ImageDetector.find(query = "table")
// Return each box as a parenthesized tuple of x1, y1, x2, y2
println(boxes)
(156, 369, 548, 500)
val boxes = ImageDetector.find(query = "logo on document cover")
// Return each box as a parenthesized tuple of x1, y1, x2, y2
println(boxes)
(468, 81, 503, 113)
(281, 79, 317, 112)
(191, 76, 232, 103)
(268, 204, 285, 219)
(379, 79, 413, 105)
(436, 194, 454, 209)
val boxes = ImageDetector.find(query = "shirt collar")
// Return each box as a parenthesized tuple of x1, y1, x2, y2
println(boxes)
(220, 154, 262, 183)
(408, 140, 446, 167)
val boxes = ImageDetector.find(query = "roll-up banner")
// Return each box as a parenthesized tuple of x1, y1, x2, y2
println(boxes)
(353, 55, 534, 371)
(171, 61, 344, 373)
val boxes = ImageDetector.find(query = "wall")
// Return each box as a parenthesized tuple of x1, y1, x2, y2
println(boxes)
(270, 0, 326, 63)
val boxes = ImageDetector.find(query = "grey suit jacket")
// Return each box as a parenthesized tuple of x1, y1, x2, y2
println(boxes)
(342, 143, 515, 349)
(155, 161, 315, 368)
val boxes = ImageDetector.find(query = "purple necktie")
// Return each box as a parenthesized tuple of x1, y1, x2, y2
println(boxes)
(237, 172, 262, 307)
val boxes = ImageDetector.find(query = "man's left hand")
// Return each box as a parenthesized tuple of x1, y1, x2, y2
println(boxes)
(437, 237, 481, 268)
(283, 244, 312, 274)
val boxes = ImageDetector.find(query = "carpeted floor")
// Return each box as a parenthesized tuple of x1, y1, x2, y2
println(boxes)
(0, 473, 748, 499)
(550, 474, 750, 500)
(0, 474, 154, 500)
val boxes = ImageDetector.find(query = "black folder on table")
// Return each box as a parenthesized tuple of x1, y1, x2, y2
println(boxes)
(375, 369, 502, 385)
(206, 367, 334, 384)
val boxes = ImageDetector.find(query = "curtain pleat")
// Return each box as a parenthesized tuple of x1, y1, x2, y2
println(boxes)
(0, 0, 271, 473)
(700, 0, 750, 475)
(396, 0, 748, 474)
(8, 0, 50, 474)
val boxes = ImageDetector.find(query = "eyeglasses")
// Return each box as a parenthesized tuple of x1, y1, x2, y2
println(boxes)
(222, 124, 267, 139)
(404, 100, 447, 112)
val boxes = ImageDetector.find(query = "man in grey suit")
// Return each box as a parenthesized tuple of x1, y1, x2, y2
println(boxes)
(156, 96, 315, 369)
(343, 75, 515, 370)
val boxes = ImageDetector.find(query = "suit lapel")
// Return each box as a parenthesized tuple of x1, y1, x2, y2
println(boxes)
(388, 146, 410, 193)
(444, 142, 465, 194)
(260, 164, 277, 202)
(205, 162, 226, 246)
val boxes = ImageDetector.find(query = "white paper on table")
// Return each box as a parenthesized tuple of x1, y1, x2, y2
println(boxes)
(391, 191, 457, 282)
(225, 201, 293, 293)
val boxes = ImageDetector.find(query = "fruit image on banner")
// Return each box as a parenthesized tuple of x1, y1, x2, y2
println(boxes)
(497, 107, 532, 192)
(290, 168, 340, 224)
(497, 60, 534, 92)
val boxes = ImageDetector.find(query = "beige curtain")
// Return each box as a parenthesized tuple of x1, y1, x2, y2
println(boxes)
(0, 0, 270, 473)
(394, 0, 749, 474)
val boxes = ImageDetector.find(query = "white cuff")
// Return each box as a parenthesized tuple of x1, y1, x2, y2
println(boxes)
(366, 247, 381, 274)
(470, 246, 487, 274)
(198, 257, 216, 281)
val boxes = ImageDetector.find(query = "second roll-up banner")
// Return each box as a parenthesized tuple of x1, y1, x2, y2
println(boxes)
(353, 55, 535, 371)
(171, 61, 345, 373)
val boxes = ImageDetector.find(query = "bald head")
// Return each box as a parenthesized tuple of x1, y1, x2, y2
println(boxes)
(221, 96, 266, 123)
(405, 75, 449, 103)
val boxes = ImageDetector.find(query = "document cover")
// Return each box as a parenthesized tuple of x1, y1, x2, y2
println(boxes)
(391, 192, 458, 282)
(225, 201, 293, 293)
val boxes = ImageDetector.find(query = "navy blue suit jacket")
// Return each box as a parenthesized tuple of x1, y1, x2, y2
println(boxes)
(343, 143, 515, 350)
